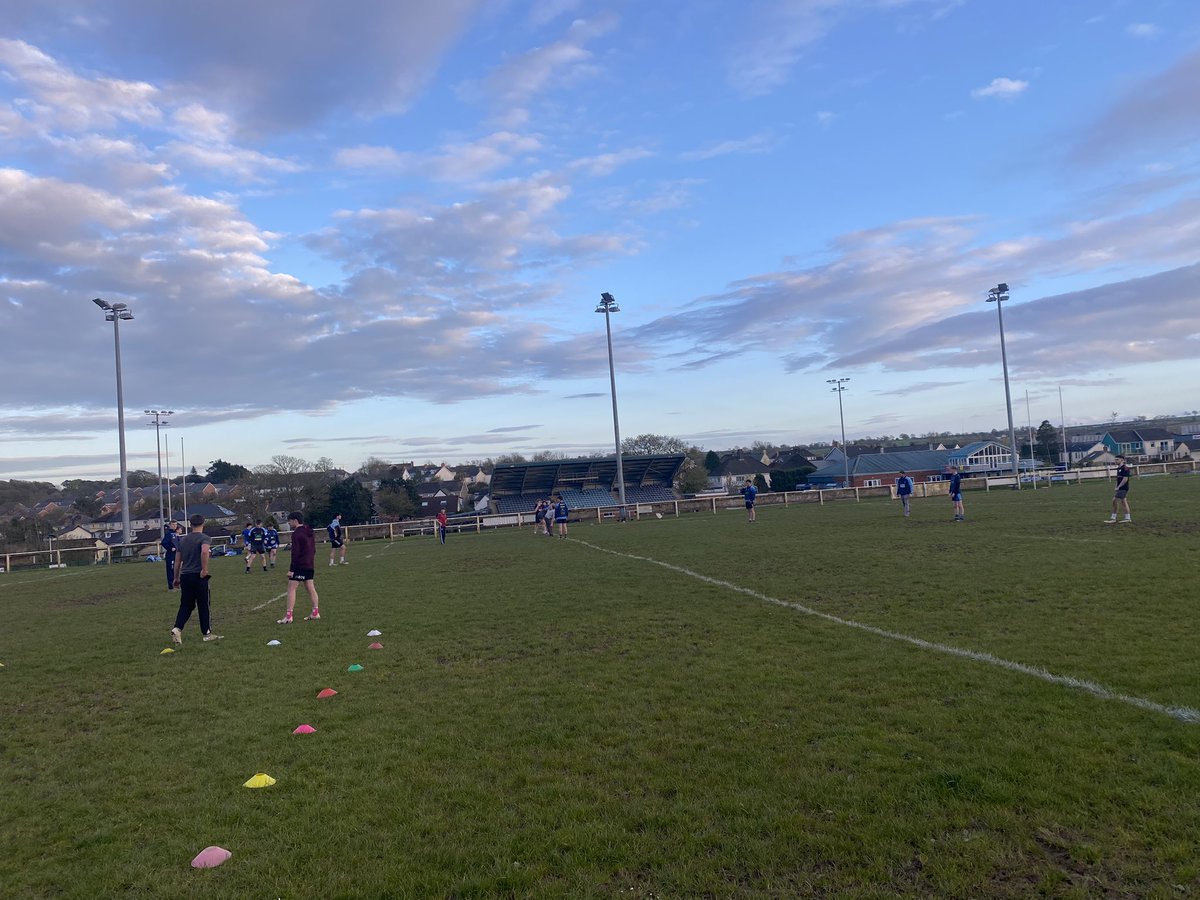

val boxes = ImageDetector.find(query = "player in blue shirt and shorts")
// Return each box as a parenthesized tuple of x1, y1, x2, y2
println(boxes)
(328, 514, 347, 566)
(741, 478, 758, 523)
(948, 466, 964, 521)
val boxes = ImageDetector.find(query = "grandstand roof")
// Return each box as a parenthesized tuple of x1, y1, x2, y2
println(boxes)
(489, 454, 685, 497)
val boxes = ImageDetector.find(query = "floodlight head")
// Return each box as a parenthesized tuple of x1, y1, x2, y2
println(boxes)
(92, 298, 111, 310)
(997, 283, 1009, 293)
(595, 291, 620, 313)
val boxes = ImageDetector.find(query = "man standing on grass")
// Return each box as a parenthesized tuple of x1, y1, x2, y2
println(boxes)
(279, 511, 320, 624)
(328, 513, 347, 566)
(741, 478, 757, 523)
(246, 519, 268, 574)
(948, 466, 965, 521)
(896, 470, 914, 518)
(554, 496, 570, 539)
(161, 521, 178, 590)
(265, 521, 279, 567)
(436, 508, 448, 545)
(1105, 456, 1133, 524)
(170, 513, 221, 645)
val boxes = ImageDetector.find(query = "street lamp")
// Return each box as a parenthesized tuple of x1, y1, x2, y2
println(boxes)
(146, 410, 173, 535)
(827, 378, 850, 488)
(596, 292, 627, 510)
(93, 298, 134, 545)
(986, 283, 1020, 482)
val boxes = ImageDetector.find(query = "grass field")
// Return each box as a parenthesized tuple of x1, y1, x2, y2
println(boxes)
(2, 476, 1199, 898)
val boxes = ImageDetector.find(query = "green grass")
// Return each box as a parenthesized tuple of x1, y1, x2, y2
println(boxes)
(2, 476, 1199, 898)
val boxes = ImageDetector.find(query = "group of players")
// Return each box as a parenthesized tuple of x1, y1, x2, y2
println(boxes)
(164, 511, 352, 645)
(532, 497, 570, 538)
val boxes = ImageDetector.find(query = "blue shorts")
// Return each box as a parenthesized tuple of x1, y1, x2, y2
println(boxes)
(950, 492, 962, 502)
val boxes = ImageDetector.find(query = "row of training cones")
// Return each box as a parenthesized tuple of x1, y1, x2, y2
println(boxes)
(194, 630, 386, 870)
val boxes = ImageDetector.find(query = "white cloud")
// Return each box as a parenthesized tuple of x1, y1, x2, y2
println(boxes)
(1125, 23, 1160, 38)
(679, 132, 779, 162)
(335, 132, 543, 182)
(970, 77, 1029, 100)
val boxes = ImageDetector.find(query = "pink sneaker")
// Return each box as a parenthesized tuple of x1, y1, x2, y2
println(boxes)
(276, 615, 292, 625)
(305, 609, 321, 621)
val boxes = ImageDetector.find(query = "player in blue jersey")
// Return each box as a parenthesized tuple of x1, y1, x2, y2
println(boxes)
(328, 514, 347, 566)
(895, 470, 914, 518)
(740, 478, 758, 523)
(241, 521, 253, 560)
(246, 519, 268, 573)
(554, 497, 569, 539)
(161, 521, 179, 590)
(948, 466, 964, 521)
(265, 522, 279, 567)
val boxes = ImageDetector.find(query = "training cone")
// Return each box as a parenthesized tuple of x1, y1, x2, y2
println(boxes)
(242, 773, 276, 789)
(317, 688, 338, 699)
(160, 648, 176, 655)
(267, 640, 281, 646)
(368, 642, 383, 650)
(191, 846, 232, 869)
(347, 664, 364, 672)
(292, 724, 316, 734)
(367, 629, 382, 636)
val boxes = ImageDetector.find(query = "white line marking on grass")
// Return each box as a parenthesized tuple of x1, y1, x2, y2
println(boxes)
(0, 570, 92, 588)
(573, 539, 1200, 725)
(252, 592, 287, 611)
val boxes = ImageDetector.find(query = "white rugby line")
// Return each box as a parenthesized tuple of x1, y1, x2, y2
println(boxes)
(573, 539, 1200, 725)
(0, 570, 92, 589)
(252, 591, 287, 611)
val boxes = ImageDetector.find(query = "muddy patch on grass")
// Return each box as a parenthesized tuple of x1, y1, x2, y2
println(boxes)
(51, 589, 126, 608)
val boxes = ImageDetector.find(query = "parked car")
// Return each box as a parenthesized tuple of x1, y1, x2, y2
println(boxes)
(209, 544, 231, 556)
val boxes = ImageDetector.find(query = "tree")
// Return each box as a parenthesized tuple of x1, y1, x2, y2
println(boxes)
(677, 460, 710, 494)
(206, 459, 251, 483)
(494, 453, 527, 465)
(1035, 420, 1060, 465)
(375, 478, 420, 519)
(358, 456, 393, 477)
(324, 477, 373, 526)
(704, 450, 720, 473)
(72, 495, 104, 518)
(126, 470, 158, 488)
(621, 434, 689, 456)
(185, 466, 203, 484)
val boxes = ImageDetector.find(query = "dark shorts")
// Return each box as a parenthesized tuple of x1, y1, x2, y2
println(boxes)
(950, 492, 963, 502)
(330, 538, 344, 549)
(1114, 489, 1129, 500)
(555, 517, 567, 524)
(289, 568, 315, 582)
(745, 501, 755, 509)
(251, 542, 266, 553)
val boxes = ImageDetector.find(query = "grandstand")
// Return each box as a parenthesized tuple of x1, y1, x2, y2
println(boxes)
(489, 455, 685, 513)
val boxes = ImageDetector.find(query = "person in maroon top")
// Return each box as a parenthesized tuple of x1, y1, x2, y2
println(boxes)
(278, 510, 321, 624)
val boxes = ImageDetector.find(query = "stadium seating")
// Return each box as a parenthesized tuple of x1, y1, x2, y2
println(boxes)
(558, 488, 617, 510)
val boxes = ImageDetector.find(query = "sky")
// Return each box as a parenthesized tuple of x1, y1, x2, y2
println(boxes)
(1, 0, 1199, 485)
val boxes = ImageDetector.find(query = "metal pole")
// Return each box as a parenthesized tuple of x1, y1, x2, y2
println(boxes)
(153, 415, 164, 535)
(112, 315, 132, 545)
(181, 436, 188, 522)
(828, 378, 850, 488)
(1025, 389, 1036, 490)
(1058, 386, 1068, 468)
(988, 284, 1020, 484)
(165, 435, 172, 524)
(597, 293, 626, 508)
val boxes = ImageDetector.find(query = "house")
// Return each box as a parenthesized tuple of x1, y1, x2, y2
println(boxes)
(947, 441, 1019, 475)
(1063, 441, 1105, 466)
(414, 481, 461, 514)
(809, 449, 951, 489)
(707, 451, 773, 492)
(1100, 428, 1183, 462)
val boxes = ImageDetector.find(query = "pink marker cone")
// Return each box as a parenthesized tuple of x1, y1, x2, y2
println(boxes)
(293, 724, 316, 734)
(368, 642, 383, 650)
(191, 846, 232, 869)
(317, 688, 337, 699)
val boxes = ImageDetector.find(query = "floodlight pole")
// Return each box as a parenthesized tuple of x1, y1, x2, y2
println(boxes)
(596, 292, 627, 509)
(180, 435, 188, 522)
(146, 409, 173, 535)
(1058, 386, 1068, 468)
(986, 283, 1021, 484)
(93, 299, 134, 545)
(828, 378, 850, 488)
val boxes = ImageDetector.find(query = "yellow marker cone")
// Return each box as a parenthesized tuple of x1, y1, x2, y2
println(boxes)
(160, 648, 175, 655)
(243, 773, 276, 788)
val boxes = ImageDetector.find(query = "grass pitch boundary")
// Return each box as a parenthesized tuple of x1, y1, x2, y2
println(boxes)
(573, 537, 1200, 726)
